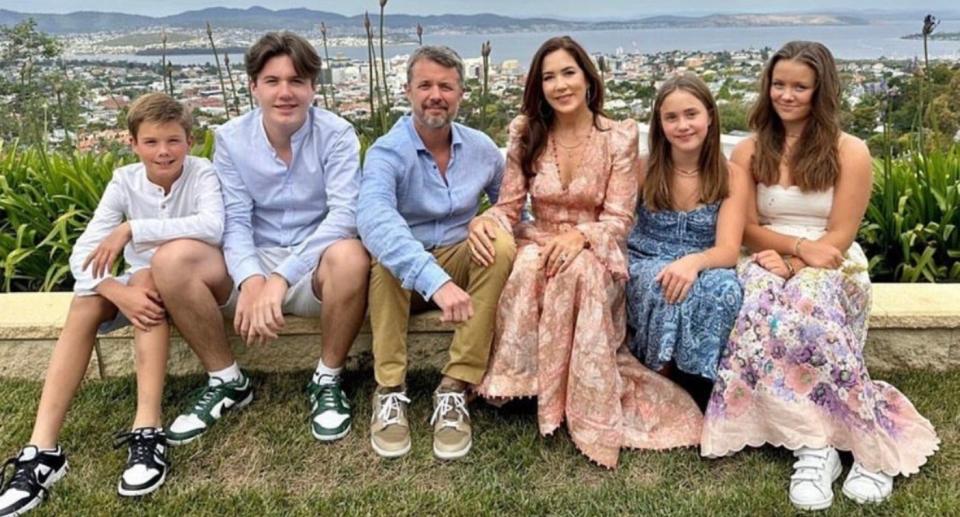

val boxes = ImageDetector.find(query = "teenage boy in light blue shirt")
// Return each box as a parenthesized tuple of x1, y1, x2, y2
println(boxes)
(151, 31, 369, 447)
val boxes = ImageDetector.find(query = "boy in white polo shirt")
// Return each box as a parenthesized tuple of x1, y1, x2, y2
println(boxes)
(0, 93, 223, 516)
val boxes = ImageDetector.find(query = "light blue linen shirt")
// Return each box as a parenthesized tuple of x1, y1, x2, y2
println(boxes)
(358, 115, 504, 300)
(214, 106, 361, 286)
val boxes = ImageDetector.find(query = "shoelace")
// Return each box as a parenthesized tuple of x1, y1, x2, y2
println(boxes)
(0, 455, 47, 495)
(791, 448, 830, 484)
(376, 392, 411, 426)
(430, 391, 468, 428)
(308, 378, 344, 410)
(190, 382, 231, 414)
(114, 430, 164, 466)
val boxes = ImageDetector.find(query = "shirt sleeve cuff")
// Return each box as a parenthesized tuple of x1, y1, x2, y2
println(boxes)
(231, 257, 267, 287)
(128, 220, 146, 245)
(413, 262, 452, 301)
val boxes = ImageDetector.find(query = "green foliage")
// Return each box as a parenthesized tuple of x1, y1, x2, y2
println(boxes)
(886, 64, 960, 154)
(0, 141, 133, 292)
(859, 146, 960, 282)
(0, 129, 214, 293)
(0, 19, 86, 147)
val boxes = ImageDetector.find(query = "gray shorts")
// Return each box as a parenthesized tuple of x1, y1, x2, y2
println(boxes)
(220, 246, 322, 318)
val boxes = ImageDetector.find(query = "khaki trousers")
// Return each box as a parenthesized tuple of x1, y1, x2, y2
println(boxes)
(369, 227, 516, 387)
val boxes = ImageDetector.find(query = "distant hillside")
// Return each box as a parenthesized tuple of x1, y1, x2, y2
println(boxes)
(0, 7, 868, 35)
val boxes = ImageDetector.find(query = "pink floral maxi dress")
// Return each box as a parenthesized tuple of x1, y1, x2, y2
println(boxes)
(476, 115, 703, 468)
(701, 184, 939, 476)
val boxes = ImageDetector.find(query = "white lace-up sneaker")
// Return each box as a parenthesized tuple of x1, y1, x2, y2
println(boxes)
(842, 462, 894, 504)
(789, 446, 842, 511)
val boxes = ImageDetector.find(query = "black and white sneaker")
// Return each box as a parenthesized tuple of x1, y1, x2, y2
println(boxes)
(114, 428, 169, 497)
(0, 446, 68, 517)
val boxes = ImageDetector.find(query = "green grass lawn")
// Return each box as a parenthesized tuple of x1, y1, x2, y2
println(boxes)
(0, 369, 956, 516)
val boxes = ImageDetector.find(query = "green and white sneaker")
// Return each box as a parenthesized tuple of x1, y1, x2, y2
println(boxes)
(307, 375, 352, 442)
(165, 374, 253, 446)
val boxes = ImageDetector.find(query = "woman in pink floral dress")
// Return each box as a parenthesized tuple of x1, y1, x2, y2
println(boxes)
(469, 36, 703, 468)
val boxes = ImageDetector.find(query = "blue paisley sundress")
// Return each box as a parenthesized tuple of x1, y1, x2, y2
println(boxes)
(625, 202, 743, 380)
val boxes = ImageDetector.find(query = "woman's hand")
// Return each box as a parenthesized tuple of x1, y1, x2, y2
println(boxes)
(467, 216, 500, 267)
(753, 250, 791, 279)
(538, 230, 587, 277)
(655, 253, 705, 304)
(796, 238, 844, 269)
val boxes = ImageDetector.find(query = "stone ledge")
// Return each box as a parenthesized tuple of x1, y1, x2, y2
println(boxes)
(0, 284, 958, 379)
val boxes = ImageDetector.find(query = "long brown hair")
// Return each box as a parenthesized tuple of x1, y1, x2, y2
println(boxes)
(519, 36, 606, 179)
(750, 41, 840, 191)
(644, 73, 728, 211)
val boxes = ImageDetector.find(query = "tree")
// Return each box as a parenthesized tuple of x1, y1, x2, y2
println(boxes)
(0, 19, 85, 147)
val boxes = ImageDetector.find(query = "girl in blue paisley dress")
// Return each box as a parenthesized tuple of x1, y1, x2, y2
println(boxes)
(700, 41, 939, 511)
(626, 74, 750, 390)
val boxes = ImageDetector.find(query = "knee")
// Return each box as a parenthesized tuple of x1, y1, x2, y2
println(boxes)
(489, 228, 517, 268)
(68, 295, 115, 326)
(150, 239, 203, 275)
(127, 269, 158, 290)
(319, 239, 370, 290)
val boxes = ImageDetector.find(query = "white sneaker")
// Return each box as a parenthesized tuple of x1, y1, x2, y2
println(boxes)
(789, 446, 842, 511)
(842, 462, 894, 504)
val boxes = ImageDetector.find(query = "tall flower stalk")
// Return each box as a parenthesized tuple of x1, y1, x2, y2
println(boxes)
(224, 53, 242, 116)
(480, 41, 491, 131)
(922, 14, 939, 72)
(206, 22, 231, 120)
(320, 23, 338, 112)
(364, 12, 386, 133)
(160, 28, 169, 94)
(379, 0, 392, 111)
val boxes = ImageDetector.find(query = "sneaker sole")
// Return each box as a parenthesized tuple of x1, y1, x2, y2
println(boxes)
(117, 469, 166, 498)
(433, 439, 472, 461)
(371, 437, 412, 458)
(841, 485, 891, 505)
(166, 391, 254, 446)
(313, 423, 352, 442)
(789, 457, 843, 511)
(3, 461, 69, 516)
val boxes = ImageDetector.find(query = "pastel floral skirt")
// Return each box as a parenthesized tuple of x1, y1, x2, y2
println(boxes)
(701, 247, 939, 476)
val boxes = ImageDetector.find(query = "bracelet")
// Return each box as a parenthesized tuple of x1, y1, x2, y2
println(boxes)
(784, 256, 796, 277)
(793, 237, 807, 256)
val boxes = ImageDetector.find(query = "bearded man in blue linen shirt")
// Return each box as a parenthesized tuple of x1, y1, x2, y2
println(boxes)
(358, 45, 516, 461)
(151, 31, 369, 446)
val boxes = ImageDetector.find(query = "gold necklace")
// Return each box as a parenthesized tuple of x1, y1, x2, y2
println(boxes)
(675, 166, 700, 177)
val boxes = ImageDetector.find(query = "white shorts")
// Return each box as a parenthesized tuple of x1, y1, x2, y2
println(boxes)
(220, 246, 322, 318)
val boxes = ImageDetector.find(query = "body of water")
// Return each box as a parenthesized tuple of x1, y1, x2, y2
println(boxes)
(67, 19, 960, 66)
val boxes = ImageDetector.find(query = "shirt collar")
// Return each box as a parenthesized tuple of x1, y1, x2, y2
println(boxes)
(256, 108, 313, 152)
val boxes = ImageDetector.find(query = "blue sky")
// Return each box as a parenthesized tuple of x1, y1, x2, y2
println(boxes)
(4, 1, 959, 18)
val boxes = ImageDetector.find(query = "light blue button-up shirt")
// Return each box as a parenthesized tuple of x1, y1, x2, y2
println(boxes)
(358, 115, 504, 300)
(214, 106, 361, 286)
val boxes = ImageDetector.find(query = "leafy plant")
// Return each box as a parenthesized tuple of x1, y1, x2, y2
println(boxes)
(859, 145, 960, 282)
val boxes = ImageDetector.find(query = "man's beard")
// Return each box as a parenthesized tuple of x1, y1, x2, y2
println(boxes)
(418, 104, 457, 129)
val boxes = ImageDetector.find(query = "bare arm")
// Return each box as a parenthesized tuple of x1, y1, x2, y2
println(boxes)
(819, 135, 872, 253)
(701, 161, 750, 269)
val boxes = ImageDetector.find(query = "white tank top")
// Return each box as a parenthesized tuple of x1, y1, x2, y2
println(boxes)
(756, 183, 834, 240)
